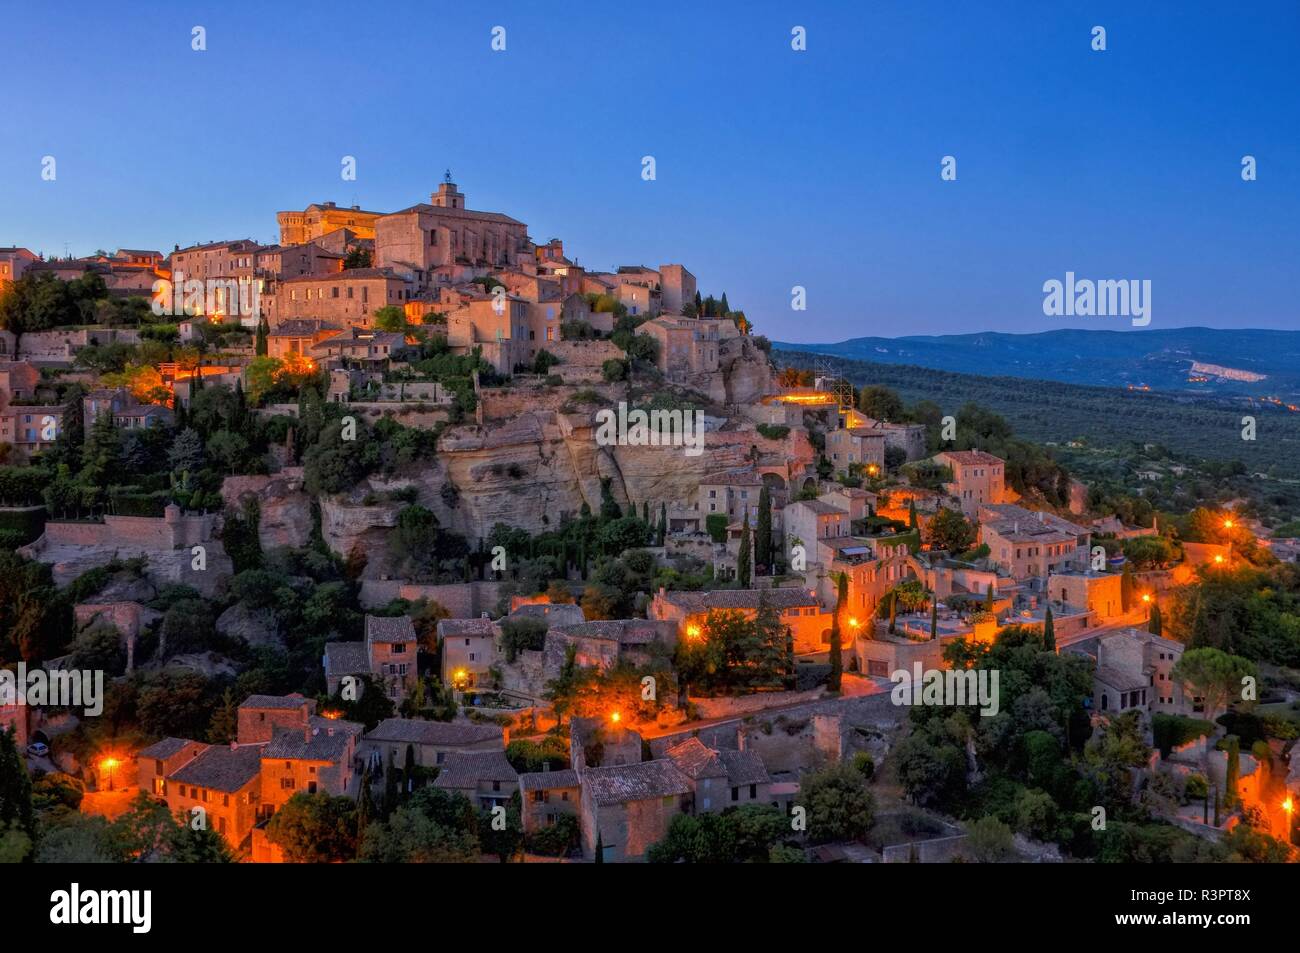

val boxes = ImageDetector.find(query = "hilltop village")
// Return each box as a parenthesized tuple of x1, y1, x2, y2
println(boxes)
(1, 180, 1298, 864)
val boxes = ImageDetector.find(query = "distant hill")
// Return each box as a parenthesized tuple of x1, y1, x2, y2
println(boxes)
(771, 348, 1300, 480)
(773, 327, 1300, 400)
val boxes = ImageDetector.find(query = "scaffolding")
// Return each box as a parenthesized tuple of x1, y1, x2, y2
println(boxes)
(814, 355, 856, 417)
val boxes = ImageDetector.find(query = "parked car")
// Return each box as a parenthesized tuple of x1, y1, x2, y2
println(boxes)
(26, 742, 49, 758)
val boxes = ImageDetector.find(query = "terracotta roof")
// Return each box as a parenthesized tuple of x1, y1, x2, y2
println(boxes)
(269, 318, 341, 337)
(437, 618, 497, 638)
(324, 641, 369, 677)
(666, 738, 727, 780)
(789, 499, 847, 516)
(169, 744, 263, 792)
(433, 750, 519, 789)
(582, 760, 691, 806)
(137, 737, 197, 760)
(240, 694, 310, 711)
(658, 588, 818, 612)
(718, 749, 770, 786)
(518, 769, 580, 791)
(264, 718, 362, 762)
(365, 718, 503, 747)
(366, 615, 416, 644)
(552, 619, 657, 644)
(936, 450, 1004, 466)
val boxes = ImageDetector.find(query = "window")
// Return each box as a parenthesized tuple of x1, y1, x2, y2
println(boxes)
(731, 787, 739, 802)
(492, 780, 501, 792)
(749, 784, 757, 798)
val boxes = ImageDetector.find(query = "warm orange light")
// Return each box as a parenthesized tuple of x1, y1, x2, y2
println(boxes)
(848, 617, 861, 628)
(1142, 593, 1151, 603)
(1214, 555, 1225, 564)
(685, 624, 701, 640)
(610, 711, 621, 724)
(99, 757, 119, 770)
(1284, 797, 1293, 813)
(1223, 519, 1234, 529)
(866, 464, 880, 476)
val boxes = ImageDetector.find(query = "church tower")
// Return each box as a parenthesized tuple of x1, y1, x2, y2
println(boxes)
(431, 170, 464, 209)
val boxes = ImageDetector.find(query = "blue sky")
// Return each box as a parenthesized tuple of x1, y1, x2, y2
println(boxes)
(1, 0, 1296, 341)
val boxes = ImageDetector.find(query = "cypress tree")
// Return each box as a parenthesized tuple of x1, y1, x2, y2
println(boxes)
(984, 583, 994, 611)
(828, 572, 846, 692)
(888, 591, 897, 634)
(642, 500, 649, 524)
(1149, 603, 1163, 638)
(0, 727, 35, 848)
(1224, 737, 1240, 809)
(756, 485, 773, 572)
(930, 600, 938, 640)
(736, 507, 752, 587)
(907, 498, 918, 531)
(594, 831, 604, 863)
(658, 502, 667, 546)
(1120, 562, 1135, 612)
(784, 625, 796, 691)
(255, 315, 269, 356)
(1043, 605, 1056, 652)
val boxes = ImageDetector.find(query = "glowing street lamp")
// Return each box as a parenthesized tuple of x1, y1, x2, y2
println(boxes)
(610, 711, 621, 725)
(100, 757, 119, 792)
(685, 624, 702, 641)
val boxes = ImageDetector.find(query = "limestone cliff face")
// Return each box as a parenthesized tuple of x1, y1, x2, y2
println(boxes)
(314, 409, 769, 571)
(220, 470, 313, 551)
(306, 359, 780, 567)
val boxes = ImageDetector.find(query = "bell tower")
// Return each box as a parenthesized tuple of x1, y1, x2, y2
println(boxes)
(431, 170, 464, 209)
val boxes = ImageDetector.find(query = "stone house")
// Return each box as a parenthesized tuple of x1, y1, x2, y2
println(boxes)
(934, 450, 1006, 518)
(432, 750, 519, 810)
(321, 615, 417, 703)
(579, 759, 692, 862)
(359, 717, 505, 770)
(437, 617, 499, 690)
(518, 768, 580, 834)
(161, 743, 265, 849)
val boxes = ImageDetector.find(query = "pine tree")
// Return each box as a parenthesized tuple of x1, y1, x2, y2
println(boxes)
(828, 573, 846, 692)
(80, 411, 122, 489)
(756, 485, 772, 571)
(719, 291, 730, 315)
(736, 507, 752, 587)
(1042, 605, 1056, 652)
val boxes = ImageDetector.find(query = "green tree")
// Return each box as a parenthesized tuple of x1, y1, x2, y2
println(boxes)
(966, 816, 1016, 862)
(736, 507, 752, 587)
(1171, 648, 1255, 720)
(755, 486, 772, 570)
(265, 792, 358, 862)
(1120, 563, 1135, 612)
(1042, 605, 1056, 652)
(926, 507, 976, 554)
(803, 763, 875, 844)
(828, 572, 846, 692)
(0, 727, 34, 854)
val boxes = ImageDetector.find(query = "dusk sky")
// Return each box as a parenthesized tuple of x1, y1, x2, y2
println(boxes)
(2, 0, 1296, 341)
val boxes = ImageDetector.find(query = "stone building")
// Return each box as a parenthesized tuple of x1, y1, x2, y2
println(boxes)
(518, 768, 580, 834)
(373, 179, 531, 288)
(934, 449, 1006, 518)
(276, 201, 386, 246)
(579, 759, 691, 862)
(275, 268, 414, 326)
(432, 750, 519, 810)
(359, 717, 505, 770)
